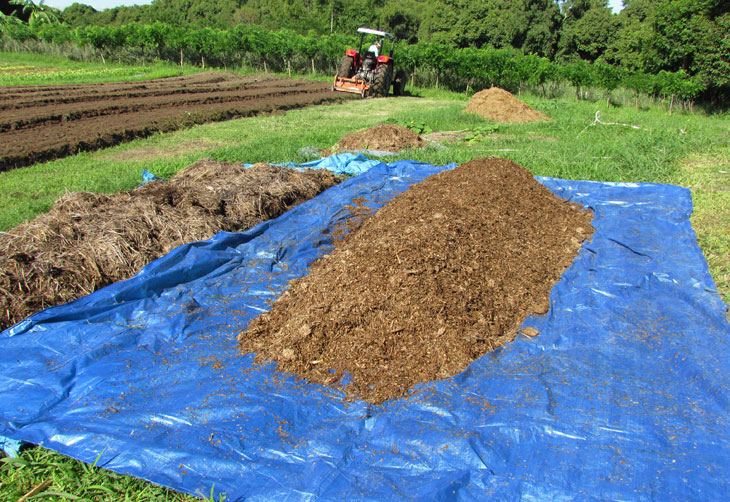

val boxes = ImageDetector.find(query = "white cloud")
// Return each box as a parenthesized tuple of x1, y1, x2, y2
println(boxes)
(608, 0, 624, 13)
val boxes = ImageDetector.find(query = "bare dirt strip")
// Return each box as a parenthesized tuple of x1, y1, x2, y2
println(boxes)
(0, 72, 351, 171)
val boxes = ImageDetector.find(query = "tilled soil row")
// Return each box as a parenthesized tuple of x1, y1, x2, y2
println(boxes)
(0, 77, 321, 117)
(0, 73, 349, 171)
(1, 85, 335, 133)
(0, 161, 338, 333)
(0, 72, 248, 105)
(239, 157, 594, 404)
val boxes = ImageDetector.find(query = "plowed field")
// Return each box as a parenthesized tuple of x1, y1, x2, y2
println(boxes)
(0, 72, 348, 171)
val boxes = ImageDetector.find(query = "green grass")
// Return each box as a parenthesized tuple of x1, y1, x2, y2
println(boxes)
(672, 147, 730, 302)
(1, 448, 214, 501)
(0, 51, 202, 86)
(2, 89, 728, 232)
(1, 58, 729, 501)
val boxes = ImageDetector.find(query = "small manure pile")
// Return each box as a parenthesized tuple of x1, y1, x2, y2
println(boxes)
(0, 160, 337, 332)
(239, 157, 594, 404)
(465, 87, 550, 123)
(333, 124, 424, 153)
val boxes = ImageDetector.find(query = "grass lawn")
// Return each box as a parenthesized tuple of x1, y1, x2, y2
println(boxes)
(1, 57, 729, 501)
(0, 51, 204, 86)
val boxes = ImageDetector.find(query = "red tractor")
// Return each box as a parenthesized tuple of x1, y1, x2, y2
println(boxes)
(333, 27, 406, 98)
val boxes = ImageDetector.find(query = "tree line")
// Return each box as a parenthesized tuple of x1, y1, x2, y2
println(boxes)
(1, 0, 728, 104)
(0, 19, 707, 112)
(49, 1, 730, 93)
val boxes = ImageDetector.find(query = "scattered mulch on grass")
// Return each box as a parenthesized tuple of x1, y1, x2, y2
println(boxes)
(0, 161, 337, 332)
(239, 157, 594, 404)
(465, 87, 550, 123)
(332, 124, 424, 153)
(421, 130, 474, 144)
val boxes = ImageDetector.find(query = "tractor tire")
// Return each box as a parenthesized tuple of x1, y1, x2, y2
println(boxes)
(338, 55, 354, 78)
(370, 64, 391, 97)
(392, 69, 406, 96)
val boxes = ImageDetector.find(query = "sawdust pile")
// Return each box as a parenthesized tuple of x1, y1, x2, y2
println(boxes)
(465, 87, 550, 123)
(239, 157, 593, 404)
(333, 124, 424, 153)
(0, 161, 337, 332)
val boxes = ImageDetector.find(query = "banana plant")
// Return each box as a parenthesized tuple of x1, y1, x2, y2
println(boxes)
(1, 0, 59, 27)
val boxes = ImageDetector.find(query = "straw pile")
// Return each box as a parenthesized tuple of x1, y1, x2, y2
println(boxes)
(0, 160, 337, 331)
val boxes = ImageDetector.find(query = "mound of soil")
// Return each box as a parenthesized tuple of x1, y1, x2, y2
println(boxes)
(333, 124, 424, 153)
(0, 161, 337, 332)
(465, 87, 550, 123)
(239, 157, 594, 404)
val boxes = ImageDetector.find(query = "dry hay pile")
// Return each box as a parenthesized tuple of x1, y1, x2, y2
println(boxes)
(333, 124, 424, 153)
(465, 87, 550, 123)
(0, 160, 337, 332)
(239, 157, 594, 404)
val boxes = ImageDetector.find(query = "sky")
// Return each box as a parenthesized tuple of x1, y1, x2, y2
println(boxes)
(43, 0, 153, 10)
(43, 0, 624, 13)
(608, 0, 624, 13)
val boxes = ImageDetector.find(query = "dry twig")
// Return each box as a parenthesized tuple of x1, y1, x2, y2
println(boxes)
(577, 110, 643, 138)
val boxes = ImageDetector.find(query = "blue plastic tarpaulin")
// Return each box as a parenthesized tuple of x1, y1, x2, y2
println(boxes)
(1, 157, 729, 500)
(246, 152, 381, 176)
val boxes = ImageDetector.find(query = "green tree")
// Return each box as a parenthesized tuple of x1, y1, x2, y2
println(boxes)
(520, 0, 563, 57)
(694, 11, 730, 94)
(558, 1, 620, 62)
(419, 0, 561, 56)
(300, 31, 320, 73)
(452, 47, 485, 93)
(79, 25, 118, 63)
(561, 59, 595, 100)
(641, 0, 729, 99)
(593, 62, 623, 106)
(519, 53, 557, 95)
(418, 42, 452, 88)
(271, 29, 304, 76)
(185, 27, 221, 68)
(380, 0, 423, 44)
(163, 24, 188, 67)
(604, 0, 653, 69)
(0, 21, 36, 40)
(481, 48, 512, 88)
(57, 2, 97, 28)
(624, 70, 653, 109)
(34, 21, 73, 44)
(245, 24, 277, 72)
(132, 21, 171, 62)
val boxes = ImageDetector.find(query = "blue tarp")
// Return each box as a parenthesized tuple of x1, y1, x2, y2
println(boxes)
(1, 157, 729, 500)
(246, 152, 381, 176)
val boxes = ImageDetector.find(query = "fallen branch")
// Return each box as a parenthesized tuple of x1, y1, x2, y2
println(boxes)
(18, 480, 52, 502)
(577, 111, 642, 138)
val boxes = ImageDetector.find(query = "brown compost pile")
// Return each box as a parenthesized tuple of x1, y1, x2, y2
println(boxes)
(333, 124, 424, 153)
(0, 160, 337, 331)
(465, 87, 551, 123)
(239, 157, 594, 404)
